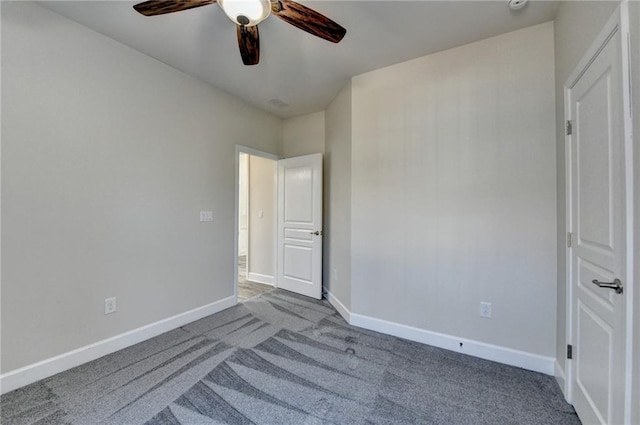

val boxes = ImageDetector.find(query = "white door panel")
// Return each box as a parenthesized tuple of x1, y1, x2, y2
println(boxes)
(283, 245, 313, 281)
(568, 10, 629, 424)
(277, 153, 323, 299)
(283, 167, 314, 223)
(576, 300, 613, 421)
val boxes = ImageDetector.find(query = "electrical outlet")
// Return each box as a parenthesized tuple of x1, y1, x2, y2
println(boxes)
(480, 302, 492, 318)
(332, 268, 338, 281)
(105, 297, 117, 315)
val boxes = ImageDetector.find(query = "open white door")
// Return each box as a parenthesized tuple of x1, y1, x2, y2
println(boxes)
(566, 6, 631, 424)
(277, 153, 323, 299)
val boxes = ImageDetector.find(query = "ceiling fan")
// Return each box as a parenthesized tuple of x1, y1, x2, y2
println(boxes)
(133, 0, 346, 65)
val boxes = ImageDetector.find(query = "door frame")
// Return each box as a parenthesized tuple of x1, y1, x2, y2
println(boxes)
(233, 145, 281, 303)
(563, 2, 635, 421)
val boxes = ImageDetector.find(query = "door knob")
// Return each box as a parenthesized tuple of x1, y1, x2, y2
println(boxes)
(309, 230, 322, 236)
(592, 278, 623, 294)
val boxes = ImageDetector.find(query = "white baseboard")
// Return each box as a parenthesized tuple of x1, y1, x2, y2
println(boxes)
(323, 293, 555, 376)
(247, 272, 274, 285)
(326, 291, 351, 322)
(0, 295, 237, 395)
(349, 313, 555, 376)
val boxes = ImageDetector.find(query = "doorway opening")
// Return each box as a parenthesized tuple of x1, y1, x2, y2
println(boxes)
(236, 148, 278, 303)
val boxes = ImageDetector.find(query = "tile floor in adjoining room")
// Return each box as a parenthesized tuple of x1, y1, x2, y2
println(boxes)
(238, 255, 273, 302)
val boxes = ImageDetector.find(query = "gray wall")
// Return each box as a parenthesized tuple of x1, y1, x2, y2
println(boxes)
(282, 112, 325, 158)
(1, 2, 282, 373)
(248, 156, 276, 282)
(350, 23, 557, 357)
(238, 154, 249, 257)
(552, 0, 620, 383)
(324, 83, 352, 309)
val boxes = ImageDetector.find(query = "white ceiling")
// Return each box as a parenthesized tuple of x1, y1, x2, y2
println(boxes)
(39, 0, 559, 118)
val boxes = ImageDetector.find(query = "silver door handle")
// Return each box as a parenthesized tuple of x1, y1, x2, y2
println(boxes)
(310, 230, 323, 236)
(592, 278, 623, 294)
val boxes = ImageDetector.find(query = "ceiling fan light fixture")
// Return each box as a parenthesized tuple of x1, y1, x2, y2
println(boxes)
(218, 0, 271, 26)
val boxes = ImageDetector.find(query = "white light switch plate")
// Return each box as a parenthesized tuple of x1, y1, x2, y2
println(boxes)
(200, 211, 213, 222)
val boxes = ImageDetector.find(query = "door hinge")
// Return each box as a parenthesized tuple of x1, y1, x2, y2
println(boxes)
(567, 232, 572, 248)
(567, 344, 573, 359)
(566, 120, 573, 135)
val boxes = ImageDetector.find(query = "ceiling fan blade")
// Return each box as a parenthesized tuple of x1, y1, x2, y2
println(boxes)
(237, 25, 260, 65)
(271, 0, 346, 43)
(133, 0, 216, 16)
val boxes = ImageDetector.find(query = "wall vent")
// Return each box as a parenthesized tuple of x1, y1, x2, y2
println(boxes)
(268, 98, 289, 108)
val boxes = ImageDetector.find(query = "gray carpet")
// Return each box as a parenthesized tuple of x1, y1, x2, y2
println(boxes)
(1, 290, 581, 425)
